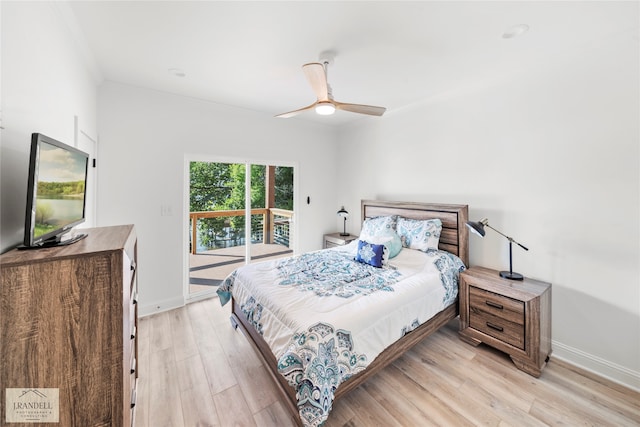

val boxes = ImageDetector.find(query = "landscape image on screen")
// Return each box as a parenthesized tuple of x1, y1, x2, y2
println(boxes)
(33, 142, 86, 239)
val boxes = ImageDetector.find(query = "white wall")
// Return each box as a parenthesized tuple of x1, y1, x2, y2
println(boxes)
(0, 1, 98, 252)
(97, 82, 339, 315)
(337, 27, 640, 389)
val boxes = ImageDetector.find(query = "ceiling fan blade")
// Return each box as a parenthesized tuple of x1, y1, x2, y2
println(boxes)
(302, 62, 329, 101)
(335, 101, 386, 116)
(275, 102, 318, 118)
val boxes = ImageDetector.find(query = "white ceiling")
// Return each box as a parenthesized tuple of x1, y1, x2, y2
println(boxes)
(64, 1, 638, 126)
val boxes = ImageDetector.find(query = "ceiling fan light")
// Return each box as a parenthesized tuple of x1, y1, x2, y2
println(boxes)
(315, 102, 336, 115)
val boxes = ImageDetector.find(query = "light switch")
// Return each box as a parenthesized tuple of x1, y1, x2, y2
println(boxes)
(160, 204, 173, 216)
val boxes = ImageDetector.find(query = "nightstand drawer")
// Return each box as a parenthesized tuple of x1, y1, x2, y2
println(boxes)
(324, 240, 341, 249)
(469, 309, 525, 349)
(469, 286, 525, 325)
(324, 233, 358, 248)
(469, 286, 525, 349)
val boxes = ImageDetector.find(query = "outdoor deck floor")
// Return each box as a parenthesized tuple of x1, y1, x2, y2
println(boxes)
(189, 243, 292, 294)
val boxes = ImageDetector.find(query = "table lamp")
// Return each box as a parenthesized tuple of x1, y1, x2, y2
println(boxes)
(466, 218, 529, 280)
(337, 206, 349, 236)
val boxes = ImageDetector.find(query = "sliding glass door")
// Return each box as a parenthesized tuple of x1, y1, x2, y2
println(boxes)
(186, 159, 294, 298)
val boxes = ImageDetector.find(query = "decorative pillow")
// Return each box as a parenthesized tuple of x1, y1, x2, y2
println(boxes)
(367, 229, 402, 259)
(354, 240, 386, 268)
(396, 217, 442, 251)
(359, 215, 398, 241)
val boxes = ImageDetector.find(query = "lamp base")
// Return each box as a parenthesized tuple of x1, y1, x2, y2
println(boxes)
(500, 271, 524, 281)
(339, 232, 350, 236)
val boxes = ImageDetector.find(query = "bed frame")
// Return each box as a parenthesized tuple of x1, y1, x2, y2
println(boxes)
(229, 200, 469, 425)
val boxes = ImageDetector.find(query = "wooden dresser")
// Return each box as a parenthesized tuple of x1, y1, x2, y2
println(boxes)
(458, 266, 552, 377)
(0, 225, 138, 426)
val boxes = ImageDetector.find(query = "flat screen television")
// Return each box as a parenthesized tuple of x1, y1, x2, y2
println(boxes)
(22, 133, 89, 249)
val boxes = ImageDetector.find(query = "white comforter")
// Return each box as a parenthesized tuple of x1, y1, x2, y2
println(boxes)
(217, 242, 464, 427)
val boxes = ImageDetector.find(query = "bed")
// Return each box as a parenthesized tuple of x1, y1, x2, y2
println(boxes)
(217, 200, 469, 426)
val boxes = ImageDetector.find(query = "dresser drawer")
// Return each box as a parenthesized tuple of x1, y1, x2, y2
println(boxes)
(129, 297, 137, 336)
(129, 260, 137, 295)
(130, 346, 137, 375)
(469, 286, 525, 349)
(130, 367, 137, 401)
(130, 379, 138, 426)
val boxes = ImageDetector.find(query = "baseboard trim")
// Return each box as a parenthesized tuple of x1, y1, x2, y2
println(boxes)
(551, 339, 640, 392)
(139, 296, 184, 317)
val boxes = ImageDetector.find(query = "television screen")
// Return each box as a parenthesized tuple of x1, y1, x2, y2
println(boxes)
(23, 133, 89, 248)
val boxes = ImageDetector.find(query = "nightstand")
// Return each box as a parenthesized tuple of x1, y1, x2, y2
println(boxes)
(459, 266, 552, 377)
(323, 233, 358, 248)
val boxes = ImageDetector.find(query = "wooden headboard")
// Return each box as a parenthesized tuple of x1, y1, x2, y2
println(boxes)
(361, 200, 469, 266)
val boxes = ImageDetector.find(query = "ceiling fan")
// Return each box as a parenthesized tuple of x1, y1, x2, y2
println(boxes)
(276, 53, 386, 118)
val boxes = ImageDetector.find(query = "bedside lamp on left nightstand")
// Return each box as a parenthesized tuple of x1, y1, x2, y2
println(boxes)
(337, 206, 350, 236)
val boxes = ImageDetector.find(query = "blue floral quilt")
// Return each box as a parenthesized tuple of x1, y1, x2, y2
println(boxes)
(217, 245, 464, 427)
(276, 250, 401, 297)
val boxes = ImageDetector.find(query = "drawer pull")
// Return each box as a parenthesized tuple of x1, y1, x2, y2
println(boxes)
(131, 389, 137, 409)
(486, 322, 504, 332)
(131, 358, 136, 375)
(130, 260, 137, 272)
(485, 300, 503, 310)
(131, 326, 136, 340)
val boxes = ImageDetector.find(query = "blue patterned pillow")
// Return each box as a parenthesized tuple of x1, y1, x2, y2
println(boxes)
(354, 240, 386, 268)
(360, 215, 398, 240)
(396, 217, 442, 251)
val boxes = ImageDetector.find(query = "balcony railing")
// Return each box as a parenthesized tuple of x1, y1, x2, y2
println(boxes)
(189, 208, 293, 254)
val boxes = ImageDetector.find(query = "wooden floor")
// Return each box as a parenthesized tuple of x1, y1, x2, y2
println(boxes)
(135, 297, 640, 427)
